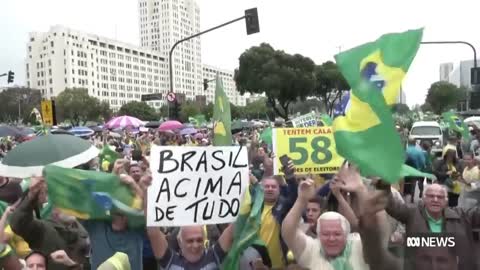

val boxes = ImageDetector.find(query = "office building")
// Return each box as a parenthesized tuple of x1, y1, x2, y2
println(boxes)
(440, 60, 477, 89)
(439, 62, 454, 82)
(138, 0, 203, 100)
(202, 64, 247, 106)
(25, 25, 169, 111)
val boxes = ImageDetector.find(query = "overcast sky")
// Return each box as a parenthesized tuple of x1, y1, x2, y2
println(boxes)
(1, 0, 479, 106)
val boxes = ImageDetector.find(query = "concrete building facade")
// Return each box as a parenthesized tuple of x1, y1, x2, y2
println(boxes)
(26, 25, 169, 111)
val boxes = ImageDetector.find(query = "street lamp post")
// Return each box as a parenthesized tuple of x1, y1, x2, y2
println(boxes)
(167, 8, 259, 119)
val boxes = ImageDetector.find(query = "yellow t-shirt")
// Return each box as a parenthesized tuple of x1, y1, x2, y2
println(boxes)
(260, 204, 285, 269)
(448, 163, 462, 194)
(4, 225, 30, 258)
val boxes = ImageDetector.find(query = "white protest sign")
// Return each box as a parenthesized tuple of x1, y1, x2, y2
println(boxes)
(147, 145, 249, 227)
(291, 112, 318, 127)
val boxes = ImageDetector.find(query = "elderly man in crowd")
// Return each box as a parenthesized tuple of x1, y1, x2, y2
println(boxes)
(386, 182, 480, 270)
(281, 165, 398, 270)
(147, 217, 234, 269)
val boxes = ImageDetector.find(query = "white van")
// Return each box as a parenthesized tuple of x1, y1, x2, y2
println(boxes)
(409, 121, 444, 153)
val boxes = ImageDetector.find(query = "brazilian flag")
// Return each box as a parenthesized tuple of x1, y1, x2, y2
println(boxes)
(223, 183, 265, 270)
(333, 28, 423, 183)
(212, 74, 232, 146)
(442, 111, 470, 139)
(44, 165, 144, 228)
(319, 114, 333, 126)
(189, 114, 207, 128)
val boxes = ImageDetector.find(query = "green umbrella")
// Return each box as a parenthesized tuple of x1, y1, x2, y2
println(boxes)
(0, 134, 99, 178)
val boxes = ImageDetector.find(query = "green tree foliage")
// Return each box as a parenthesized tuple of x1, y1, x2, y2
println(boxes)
(118, 101, 157, 121)
(0, 87, 42, 124)
(425, 81, 464, 114)
(312, 61, 349, 115)
(235, 43, 315, 120)
(56, 88, 112, 126)
(201, 103, 214, 121)
(392, 103, 411, 115)
(179, 101, 201, 123)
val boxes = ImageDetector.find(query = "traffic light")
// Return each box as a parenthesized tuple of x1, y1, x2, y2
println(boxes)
(203, 79, 209, 91)
(471, 89, 480, 109)
(472, 67, 480, 85)
(7, 71, 14, 84)
(245, 8, 260, 35)
(169, 101, 181, 120)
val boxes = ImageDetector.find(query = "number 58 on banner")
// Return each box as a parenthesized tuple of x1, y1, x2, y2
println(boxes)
(272, 127, 344, 175)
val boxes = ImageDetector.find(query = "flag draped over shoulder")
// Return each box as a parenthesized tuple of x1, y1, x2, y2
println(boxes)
(44, 165, 144, 227)
(212, 74, 232, 146)
(223, 183, 265, 270)
(442, 111, 470, 139)
(333, 28, 423, 183)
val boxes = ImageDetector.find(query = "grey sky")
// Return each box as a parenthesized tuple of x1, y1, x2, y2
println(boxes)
(1, 0, 479, 106)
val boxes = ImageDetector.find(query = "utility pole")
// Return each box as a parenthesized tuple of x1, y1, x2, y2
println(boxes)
(167, 8, 259, 119)
(421, 41, 478, 111)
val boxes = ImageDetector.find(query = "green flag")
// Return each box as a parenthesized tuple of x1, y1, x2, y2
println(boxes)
(319, 114, 333, 126)
(99, 145, 120, 172)
(223, 183, 265, 270)
(400, 164, 436, 180)
(259, 127, 272, 145)
(44, 165, 144, 227)
(332, 28, 423, 183)
(189, 114, 207, 127)
(442, 111, 470, 139)
(212, 75, 232, 146)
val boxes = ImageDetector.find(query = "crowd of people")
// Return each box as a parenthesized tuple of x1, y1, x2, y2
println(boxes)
(0, 123, 480, 270)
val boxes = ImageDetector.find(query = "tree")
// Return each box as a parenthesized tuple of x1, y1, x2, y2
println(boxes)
(0, 87, 42, 124)
(392, 103, 411, 115)
(235, 43, 315, 120)
(179, 101, 201, 123)
(118, 101, 157, 121)
(201, 103, 214, 121)
(420, 103, 433, 113)
(312, 61, 349, 116)
(425, 81, 464, 114)
(243, 98, 269, 120)
(56, 88, 112, 126)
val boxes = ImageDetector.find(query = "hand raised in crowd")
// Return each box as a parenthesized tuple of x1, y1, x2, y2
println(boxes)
(249, 173, 259, 185)
(28, 176, 47, 204)
(2, 199, 20, 218)
(112, 159, 129, 176)
(335, 163, 365, 193)
(50, 250, 77, 267)
(298, 178, 316, 203)
(119, 174, 135, 186)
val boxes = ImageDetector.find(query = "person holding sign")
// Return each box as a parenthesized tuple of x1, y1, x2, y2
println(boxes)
(146, 210, 234, 269)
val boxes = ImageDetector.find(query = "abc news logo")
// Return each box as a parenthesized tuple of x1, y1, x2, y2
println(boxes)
(406, 236, 455, 248)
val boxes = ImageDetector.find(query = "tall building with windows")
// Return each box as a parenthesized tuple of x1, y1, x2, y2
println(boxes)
(25, 25, 169, 111)
(202, 65, 247, 106)
(138, 0, 202, 100)
(439, 62, 454, 82)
